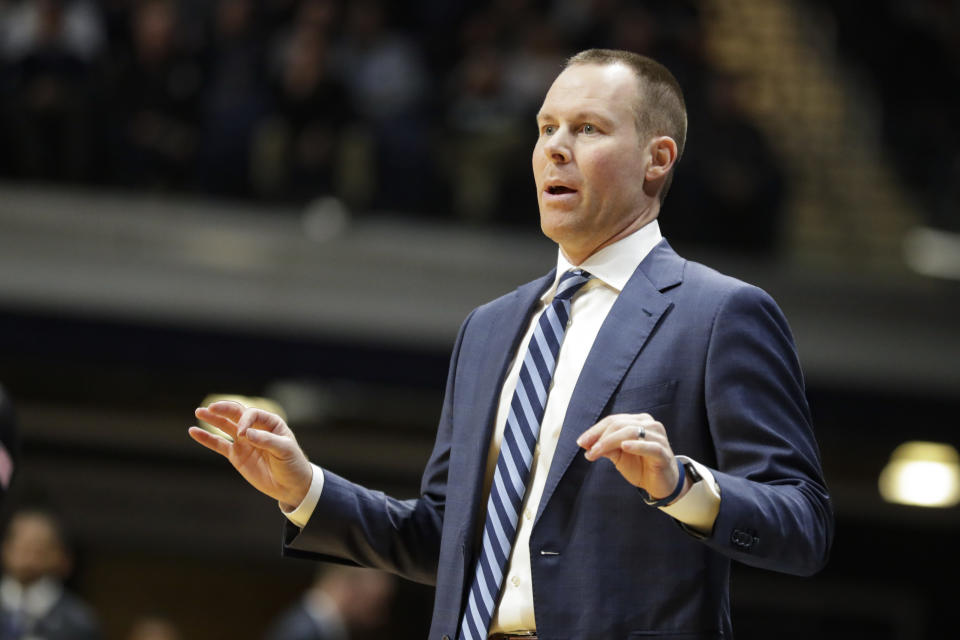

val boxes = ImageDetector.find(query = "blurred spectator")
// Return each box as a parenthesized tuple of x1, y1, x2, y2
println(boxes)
(103, 0, 203, 190)
(196, 0, 269, 197)
(334, 1, 426, 129)
(126, 614, 183, 640)
(445, 45, 529, 223)
(252, 16, 350, 203)
(333, 0, 433, 211)
(0, 509, 101, 640)
(0, 0, 104, 181)
(0, 0, 103, 62)
(264, 566, 395, 640)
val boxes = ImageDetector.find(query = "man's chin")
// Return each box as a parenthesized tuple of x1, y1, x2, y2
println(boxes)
(540, 220, 567, 247)
(540, 213, 581, 243)
(541, 221, 596, 264)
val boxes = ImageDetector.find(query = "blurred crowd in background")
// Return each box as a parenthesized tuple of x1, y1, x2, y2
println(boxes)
(815, 0, 960, 234)
(0, 507, 396, 640)
(1, 0, 958, 243)
(0, 0, 790, 253)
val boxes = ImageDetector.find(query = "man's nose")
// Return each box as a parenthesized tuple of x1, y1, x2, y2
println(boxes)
(543, 130, 571, 163)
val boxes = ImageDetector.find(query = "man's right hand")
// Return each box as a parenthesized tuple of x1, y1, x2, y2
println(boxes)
(189, 400, 313, 510)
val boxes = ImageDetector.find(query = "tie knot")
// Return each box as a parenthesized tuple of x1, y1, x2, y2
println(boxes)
(553, 269, 593, 302)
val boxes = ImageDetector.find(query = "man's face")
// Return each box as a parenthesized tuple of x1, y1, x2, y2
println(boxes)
(533, 63, 652, 263)
(1, 514, 69, 586)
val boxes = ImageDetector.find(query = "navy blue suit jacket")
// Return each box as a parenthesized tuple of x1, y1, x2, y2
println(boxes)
(284, 240, 833, 639)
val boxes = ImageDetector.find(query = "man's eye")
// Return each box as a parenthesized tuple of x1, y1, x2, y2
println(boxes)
(543, 125, 556, 135)
(582, 123, 596, 134)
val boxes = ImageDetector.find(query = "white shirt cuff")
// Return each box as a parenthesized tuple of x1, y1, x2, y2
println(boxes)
(658, 456, 721, 535)
(280, 463, 324, 528)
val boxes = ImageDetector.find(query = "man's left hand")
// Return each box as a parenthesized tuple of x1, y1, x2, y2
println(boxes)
(577, 413, 690, 504)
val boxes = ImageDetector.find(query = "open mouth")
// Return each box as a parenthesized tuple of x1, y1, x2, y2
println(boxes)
(546, 185, 577, 195)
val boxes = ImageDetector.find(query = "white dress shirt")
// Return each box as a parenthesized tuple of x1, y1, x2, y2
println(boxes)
(0, 576, 64, 638)
(285, 220, 721, 634)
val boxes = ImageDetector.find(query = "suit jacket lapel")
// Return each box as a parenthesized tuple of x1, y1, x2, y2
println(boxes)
(536, 240, 683, 522)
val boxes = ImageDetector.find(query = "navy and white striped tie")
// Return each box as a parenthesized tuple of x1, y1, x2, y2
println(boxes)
(458, 268, 593, 640)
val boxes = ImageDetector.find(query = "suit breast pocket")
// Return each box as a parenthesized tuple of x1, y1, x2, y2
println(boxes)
(605, 379, 678, 416)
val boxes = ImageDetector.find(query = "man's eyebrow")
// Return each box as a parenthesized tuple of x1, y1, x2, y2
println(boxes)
(573, 111, 614, 125)
(535, 111, 614, 125)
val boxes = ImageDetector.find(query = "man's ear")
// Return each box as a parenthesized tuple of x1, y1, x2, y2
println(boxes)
(642, 136, 678, 199)
(645, 136, 678, 181)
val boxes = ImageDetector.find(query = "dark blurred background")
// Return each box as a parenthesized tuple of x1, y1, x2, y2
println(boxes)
(0, 0, 958, 638)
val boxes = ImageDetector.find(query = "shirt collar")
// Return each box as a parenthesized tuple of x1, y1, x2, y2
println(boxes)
(544, 220, 662, 300)
(0, 576, 63, 618)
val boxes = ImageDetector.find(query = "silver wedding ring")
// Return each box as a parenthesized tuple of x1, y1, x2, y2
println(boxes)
(637, 426, 646, 440)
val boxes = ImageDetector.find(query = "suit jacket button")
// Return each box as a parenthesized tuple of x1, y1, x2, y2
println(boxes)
(731, 529, 758, 550)
(442, 635, 450, 640)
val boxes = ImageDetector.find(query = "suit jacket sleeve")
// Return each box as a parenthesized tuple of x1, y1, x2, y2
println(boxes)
(280, 309, 476, 585)
(694, 284, 833, 576)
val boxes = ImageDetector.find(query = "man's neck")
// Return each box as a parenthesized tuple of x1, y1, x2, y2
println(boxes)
(560, 213, 660, 266)
(560, 209, 660, 265)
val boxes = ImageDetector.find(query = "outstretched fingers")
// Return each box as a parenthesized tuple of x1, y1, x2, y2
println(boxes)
(187, 425, 233, 457)
(195, 401, 246, 438)
(196, 401, 291, 441)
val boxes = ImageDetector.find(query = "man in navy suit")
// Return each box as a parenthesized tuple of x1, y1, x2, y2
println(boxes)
(190, 49, 832, 639)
